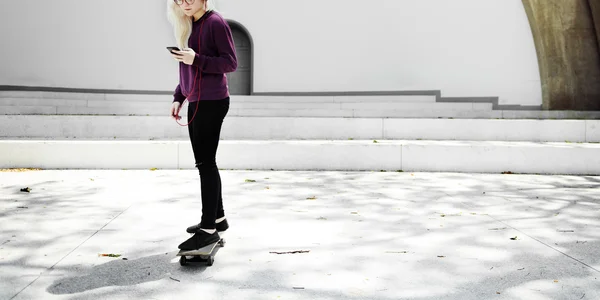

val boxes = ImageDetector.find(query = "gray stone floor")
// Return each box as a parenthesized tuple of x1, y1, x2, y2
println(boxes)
(1, 170, 599, 300)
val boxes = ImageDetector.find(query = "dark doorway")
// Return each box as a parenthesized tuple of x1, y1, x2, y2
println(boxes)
(227, 21, 252, 95)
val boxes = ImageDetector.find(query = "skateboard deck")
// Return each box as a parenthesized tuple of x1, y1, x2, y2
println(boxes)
(177, 234, 225, 266)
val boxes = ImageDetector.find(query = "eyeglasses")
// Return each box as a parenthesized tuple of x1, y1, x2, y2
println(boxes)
(173, 0, 195, 5)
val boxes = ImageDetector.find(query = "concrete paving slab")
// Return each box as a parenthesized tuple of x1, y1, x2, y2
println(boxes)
(0, 171, 138, 300)
(1, 170, 599, 300)
(445, 186, 600, 272)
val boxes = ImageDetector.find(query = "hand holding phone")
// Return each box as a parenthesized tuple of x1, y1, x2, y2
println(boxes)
(167, 46, 182, 55)
(167, 47, 196, 65)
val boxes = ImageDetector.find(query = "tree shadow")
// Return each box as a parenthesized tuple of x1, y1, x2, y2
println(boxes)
(3, 170, 599, 299)
(46, 251, 210, 295)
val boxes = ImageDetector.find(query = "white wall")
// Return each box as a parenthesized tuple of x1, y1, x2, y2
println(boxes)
(0, 0, 541, 105)
(0, 0, 179, 91)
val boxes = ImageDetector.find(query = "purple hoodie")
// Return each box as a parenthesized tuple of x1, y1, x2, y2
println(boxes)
(173, 11, 238, 103)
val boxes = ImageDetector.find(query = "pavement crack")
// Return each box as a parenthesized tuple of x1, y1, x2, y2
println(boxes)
(9, 205, 132, 300)
(490, 217, 600, 273)
(452, 194, 600, 274)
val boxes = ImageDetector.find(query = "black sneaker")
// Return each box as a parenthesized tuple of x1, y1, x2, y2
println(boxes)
(186, 219, 229, 233)
(178, 230, 220, 251)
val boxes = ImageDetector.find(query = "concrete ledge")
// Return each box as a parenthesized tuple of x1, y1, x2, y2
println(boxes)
(1, 140, 598, 174)
(382, 119, 595, 142)
(1, 116, 599, 142)
(180, 140, 403, 171)
(224, 117, 383, 140)
(0, 98, 88, 107)
(588, 120, 599, 142)
(0, 106, 57, 115)
(0, 92, 436, 103)
(0, 102, 486, 116)
(0, 140, 178, 169)
(501, 110, 600, 119)
(340, 102, 478, 110)
(402, 141, 600, 175)
(353, 109, 502, 119)
(4, 107, 600, 119)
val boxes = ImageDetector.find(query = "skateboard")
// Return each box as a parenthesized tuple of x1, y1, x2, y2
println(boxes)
(176, 235, 225, 266)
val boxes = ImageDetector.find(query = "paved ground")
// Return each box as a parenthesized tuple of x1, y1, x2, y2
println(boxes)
(1, 169, 599, 300)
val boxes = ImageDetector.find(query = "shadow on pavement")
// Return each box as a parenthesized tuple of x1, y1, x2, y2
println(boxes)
(47, 251, 208, 295)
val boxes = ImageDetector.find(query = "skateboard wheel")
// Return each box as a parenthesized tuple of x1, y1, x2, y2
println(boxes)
(219, 239, 226, 247)
(179, 256, 187, 266)
(207, 256, 214, 266)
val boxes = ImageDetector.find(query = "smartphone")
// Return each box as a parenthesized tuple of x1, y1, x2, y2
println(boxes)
(167, 46, 181, 55)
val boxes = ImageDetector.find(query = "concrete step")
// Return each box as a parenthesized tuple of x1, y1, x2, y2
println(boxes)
(0, 106, 58, 115)
(0, 98, 471, 111)
(1, 115, 598, 142)
(0, 105, 495, 118)
(2, 102, 599, 119)
(0, 98, 88, 107)
(1, 139, 598, 174)
(0, 91, 437, 103)
(0, 102, 491, 116)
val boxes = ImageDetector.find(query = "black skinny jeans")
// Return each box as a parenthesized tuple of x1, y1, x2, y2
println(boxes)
(187, 97, 230, 229)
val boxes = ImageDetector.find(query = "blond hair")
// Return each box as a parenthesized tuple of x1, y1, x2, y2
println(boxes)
(166, 0, 218, 49)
